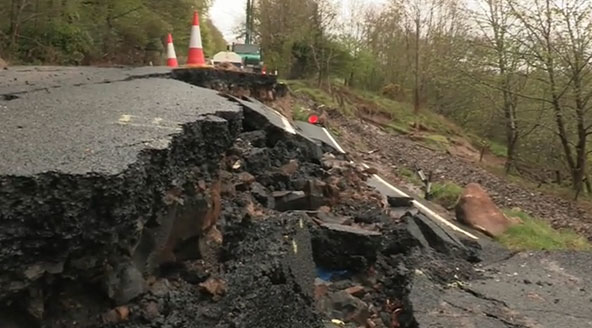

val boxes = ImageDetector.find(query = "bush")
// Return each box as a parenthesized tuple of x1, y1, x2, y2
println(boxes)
(18, 22, 92, 65)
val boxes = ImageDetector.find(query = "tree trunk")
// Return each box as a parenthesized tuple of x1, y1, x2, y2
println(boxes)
(413, 14, 421, 117)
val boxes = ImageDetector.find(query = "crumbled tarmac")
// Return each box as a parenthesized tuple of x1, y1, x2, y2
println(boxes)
(2, 68, 591, 328)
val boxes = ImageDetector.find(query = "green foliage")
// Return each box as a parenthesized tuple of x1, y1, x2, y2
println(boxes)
(398, 167, 423, 186)
(292, 105, 310, 121)
(499, 209, 592, 251)
(489, 141, 508, 158)
(422, 134, 450, 151)
(430, 182, 463, 209)
(381, 83, 407, 102)
(287, 80, 337, 107)
(1, 0, 221, 65)
(18, 22, 92, 65)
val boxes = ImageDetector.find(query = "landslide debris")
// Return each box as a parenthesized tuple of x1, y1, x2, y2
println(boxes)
(0, 76, 482, 328)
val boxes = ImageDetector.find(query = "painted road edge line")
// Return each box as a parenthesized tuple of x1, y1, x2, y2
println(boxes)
(322, 127, 346, 154)
(361, 163, 479, 240)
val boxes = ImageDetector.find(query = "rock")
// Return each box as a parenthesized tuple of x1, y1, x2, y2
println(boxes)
(199, 277, 227, 301)
(150, 278, 171, 297)
(344, 285, 365, 298)
(273, 190, 326, 212)
(236, 172, 255, 191)
(279, 160, 299, 176)
(0, 57, 6, 69)
(240, 130, 267, 147)
(144, 302, 160, 320)
(312, 223, 381, 273)
(387, 196, 414, 208)
(245, 148, 271, 171)
(315, 278, 331, 301)
(105, 261, 146, 305)
(456, 183, 515, 237)
(251, 182, 274, 208)
(320, 291, 370, 326)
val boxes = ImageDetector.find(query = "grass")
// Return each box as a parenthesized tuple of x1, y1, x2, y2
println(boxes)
(286, 80, 461, 141)
(498, 209, 592, 251)
(292, 105, 310, 122)
(430, 181, 463, 209)
(489, 141, 508, 158)
(286, 80, 338, 108)
(422, 134, 450, 151)
(398, 167, 423, 186)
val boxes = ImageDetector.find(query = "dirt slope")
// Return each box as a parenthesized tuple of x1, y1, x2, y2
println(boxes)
(326, 111, 592, 241)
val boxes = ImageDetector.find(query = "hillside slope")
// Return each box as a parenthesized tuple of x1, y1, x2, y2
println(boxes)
(279, 80, 592, 242)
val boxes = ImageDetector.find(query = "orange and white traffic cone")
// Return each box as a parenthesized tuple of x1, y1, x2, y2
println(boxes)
(187, 10, 206, 67)
(166, 33, 178, 68)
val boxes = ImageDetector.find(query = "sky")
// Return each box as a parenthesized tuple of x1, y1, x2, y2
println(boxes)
(210, 0, 389, 42)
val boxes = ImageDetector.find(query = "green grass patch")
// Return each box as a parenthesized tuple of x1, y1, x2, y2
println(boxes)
(489, 141, 508, 158)
(422, 134, 450, 151)
(498, 209, 592, 251)
(292, 105, 310, 122)
(286, 80, 337, 108)
(430, 181, 463, 209)
(398, 167, 423, 186)
(387, 122, 411, 135)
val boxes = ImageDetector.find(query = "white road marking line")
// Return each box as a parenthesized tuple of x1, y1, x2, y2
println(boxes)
(118, 114, 132, 123)
(116, 122, 182, 131)
(279, 114, 296, 134)
(369, 171, 478, 240)
(322, 127, 346, 153)
(152, 117, 163, 125)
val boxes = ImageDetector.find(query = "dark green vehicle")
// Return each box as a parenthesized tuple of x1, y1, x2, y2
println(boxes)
(232, 43, 263, 73)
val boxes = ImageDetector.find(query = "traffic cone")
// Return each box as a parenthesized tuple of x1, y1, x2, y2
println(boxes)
(187, 10, 206, 67)
(166, 33, 178, 68)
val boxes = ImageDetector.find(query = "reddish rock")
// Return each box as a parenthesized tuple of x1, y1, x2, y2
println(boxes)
(199, 277, 227, 301)
(345, 285, 365, 297)
(279, 160, 299, 176)
(455, 183, 515, 237)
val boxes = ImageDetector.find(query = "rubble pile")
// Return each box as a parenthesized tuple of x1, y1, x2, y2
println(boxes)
(0, 90, 482, 327)
(105, 108, 482, 328)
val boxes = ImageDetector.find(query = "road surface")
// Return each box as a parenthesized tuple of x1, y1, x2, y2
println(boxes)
(0, 67, 239, 176)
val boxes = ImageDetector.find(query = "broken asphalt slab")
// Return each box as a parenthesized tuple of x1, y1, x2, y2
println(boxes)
(0, 68, 243, 316)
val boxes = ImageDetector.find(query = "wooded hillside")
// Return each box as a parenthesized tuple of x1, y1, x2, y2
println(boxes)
(254, 0, 592, 198)
(0, 0, 226, 65)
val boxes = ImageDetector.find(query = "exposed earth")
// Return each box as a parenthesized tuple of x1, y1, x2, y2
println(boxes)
(325, 109, 592, 241)
(0, 66, 591, 328)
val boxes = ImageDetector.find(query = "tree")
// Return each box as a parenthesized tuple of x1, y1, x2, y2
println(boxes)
(473, 0, 534, 173)
(509, 0, 592, 196)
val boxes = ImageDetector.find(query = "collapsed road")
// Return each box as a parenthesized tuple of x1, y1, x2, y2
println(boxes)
(1, 66, 591, 328)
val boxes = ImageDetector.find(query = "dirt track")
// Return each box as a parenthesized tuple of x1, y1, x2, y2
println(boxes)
(328, 111, 592, 241)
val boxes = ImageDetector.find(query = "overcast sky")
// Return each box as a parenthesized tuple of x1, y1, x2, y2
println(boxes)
(210, 0, 389, 42)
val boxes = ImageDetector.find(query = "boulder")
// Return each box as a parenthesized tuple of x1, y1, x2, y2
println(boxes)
(0, 57, 6, 69)
(455, 183, 515, 237)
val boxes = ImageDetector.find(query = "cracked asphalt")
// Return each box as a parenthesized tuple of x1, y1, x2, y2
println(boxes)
(411, 251, 592, 327)
(1, 66, 591, 327)
(0, 67, 240, 176)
